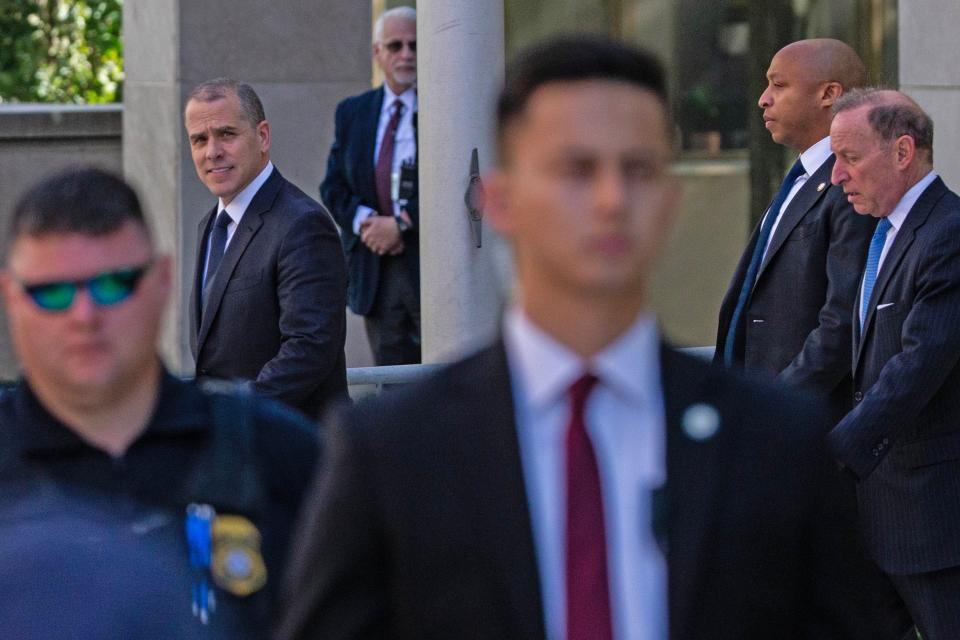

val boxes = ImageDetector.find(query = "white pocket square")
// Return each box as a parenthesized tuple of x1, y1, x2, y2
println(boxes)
(877, 302, 895, 310)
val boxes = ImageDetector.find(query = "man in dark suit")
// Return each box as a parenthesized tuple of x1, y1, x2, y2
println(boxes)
(320, 7, 421, 365)
(828, 88, 960, 638)
(185, 78, 348, 417)
(277, 37, 908, 640)
(715, 39, 874, 414)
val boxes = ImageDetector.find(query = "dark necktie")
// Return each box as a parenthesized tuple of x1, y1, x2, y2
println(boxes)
(723, 158, 806, 366)
(375, 99, 404, 218)
(860, 217, 893, 328)
(565, 373, 613, 640)
(201, 209, 231, 314)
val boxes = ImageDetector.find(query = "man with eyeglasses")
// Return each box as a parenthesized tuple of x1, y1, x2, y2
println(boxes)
(0, 167, 320, 638)
(321, 6, 421, 365)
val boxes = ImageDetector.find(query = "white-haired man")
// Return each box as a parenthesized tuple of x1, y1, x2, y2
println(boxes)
(320, 7, 421, 366)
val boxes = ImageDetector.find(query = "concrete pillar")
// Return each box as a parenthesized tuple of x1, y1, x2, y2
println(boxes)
(417, 0, 509, 363)
(123, 0, 371, 373)
(899, 0, 960, 186)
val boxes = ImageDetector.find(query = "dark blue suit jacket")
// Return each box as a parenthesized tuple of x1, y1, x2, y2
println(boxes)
(715, 155, 874, 416)
(278, 341, 897, 639)
(828, 176, 960, 575)
(190, 167, 348, 417)
(320, 86, 419, 316)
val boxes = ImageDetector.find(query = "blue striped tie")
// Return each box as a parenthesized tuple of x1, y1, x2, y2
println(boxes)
(860, 217, 892, 328)
(723, 158, 805, 367)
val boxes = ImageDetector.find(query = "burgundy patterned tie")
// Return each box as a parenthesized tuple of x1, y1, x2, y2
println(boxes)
(565, 373, 613, 640)
(375, 99, 403, 218)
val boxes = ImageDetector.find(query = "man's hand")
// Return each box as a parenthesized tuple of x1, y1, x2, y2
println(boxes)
(360, 216, 404, 256)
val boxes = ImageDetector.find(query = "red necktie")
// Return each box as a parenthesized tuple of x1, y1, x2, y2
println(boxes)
(565, 373, 613, 640)
(375, 99, 403, 218)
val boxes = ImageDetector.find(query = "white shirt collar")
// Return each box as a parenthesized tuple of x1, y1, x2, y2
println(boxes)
(503, 306, 660, 411)
(218, 161, 274, 224)
(382, 84, 417, 116)
(799, 136, 833, 177)
(885, 170, 938, 232)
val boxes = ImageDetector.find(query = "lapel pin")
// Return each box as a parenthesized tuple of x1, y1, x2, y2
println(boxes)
(816, 182, 827, 192)
(682, 403, 720, 442)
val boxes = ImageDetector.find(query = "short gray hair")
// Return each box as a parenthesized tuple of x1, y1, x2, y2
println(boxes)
(373, 6, 416, 44)
(833, 88, 934, 161)
(186, 78, 266, 130)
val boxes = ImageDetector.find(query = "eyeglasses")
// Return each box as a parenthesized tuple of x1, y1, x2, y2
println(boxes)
(384, 39, 416, 53)
(15, 262, 153, 312)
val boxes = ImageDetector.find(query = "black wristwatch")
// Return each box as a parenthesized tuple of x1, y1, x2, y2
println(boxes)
(395, 214, 411, 234)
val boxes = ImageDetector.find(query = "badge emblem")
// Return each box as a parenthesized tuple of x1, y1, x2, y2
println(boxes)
(211, 514, 267, 597)
(816, 182, 826, 192)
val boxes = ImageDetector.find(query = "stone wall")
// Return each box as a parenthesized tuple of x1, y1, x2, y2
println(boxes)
(0, 105, 123, 379)
(899, 0, 960, 188)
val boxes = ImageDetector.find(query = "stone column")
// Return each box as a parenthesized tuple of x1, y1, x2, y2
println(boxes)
(417, 0, 509, 363)
(899, 0, 960, 186)
(123, 0, 372, 373)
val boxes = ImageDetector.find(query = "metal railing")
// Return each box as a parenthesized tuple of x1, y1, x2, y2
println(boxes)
(346, 346, 716, 394)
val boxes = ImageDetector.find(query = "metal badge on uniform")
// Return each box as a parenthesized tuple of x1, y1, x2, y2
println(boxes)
(682, 403, 720, 441)
(211, 514, 267, 597)
(817, 182, 827, 192)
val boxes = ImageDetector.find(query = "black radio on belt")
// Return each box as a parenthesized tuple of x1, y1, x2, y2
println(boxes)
(392, 159, 418, 207)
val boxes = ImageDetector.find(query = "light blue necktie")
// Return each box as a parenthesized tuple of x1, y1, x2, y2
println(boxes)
(723, 158, 806, 366)
(860, 217, 893, 328)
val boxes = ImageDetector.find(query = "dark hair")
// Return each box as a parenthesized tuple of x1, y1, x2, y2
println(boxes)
(186, 77, 266, 129)
(496, 34, 668, 153)
(10, 167, 150, 240)
(833, 88, 934, 161)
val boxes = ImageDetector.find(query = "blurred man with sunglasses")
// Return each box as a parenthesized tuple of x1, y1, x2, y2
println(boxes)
(0, 167, 320, 638)
(321, 6, 421, 365)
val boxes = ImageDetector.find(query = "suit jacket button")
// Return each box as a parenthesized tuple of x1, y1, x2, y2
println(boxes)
(882, 438, 889, 445)
(872, 448, 880, 456)
(854, 391, 863, 402)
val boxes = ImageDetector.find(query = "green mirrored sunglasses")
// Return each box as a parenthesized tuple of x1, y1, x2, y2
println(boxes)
(16, 262, 153, 312)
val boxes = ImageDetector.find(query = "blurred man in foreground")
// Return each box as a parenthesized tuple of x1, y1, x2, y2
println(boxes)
(0, 167, 318, 638)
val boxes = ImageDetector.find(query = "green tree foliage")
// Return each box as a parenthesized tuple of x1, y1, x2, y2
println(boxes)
(0, 0, 123, 104)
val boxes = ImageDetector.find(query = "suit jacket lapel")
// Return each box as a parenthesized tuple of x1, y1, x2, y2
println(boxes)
(717, 221, 763, 331)
(195, 168, 279, 353)
(190, 207, 216, 358)
(359, 87, 385, 200)
(757, 156, 836, 277)
(464, 342, 546, 639)
(661, 345, 723, 640)
(854, 177, 946, 367)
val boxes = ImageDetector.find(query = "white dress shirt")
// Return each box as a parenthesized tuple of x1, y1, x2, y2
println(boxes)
(504, 307, 668, 640)
(352, 85, 418, 233)
(760, 135, 834, 260)
(203, 161, 274, 287)
(859, 169, 939, 308)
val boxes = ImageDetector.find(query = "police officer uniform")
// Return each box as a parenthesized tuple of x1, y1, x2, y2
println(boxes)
(0, 370, 320, 639)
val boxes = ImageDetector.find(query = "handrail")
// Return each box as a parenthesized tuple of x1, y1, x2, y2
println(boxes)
(346, 346, 716, 392)
(346, 363, 445, 387)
